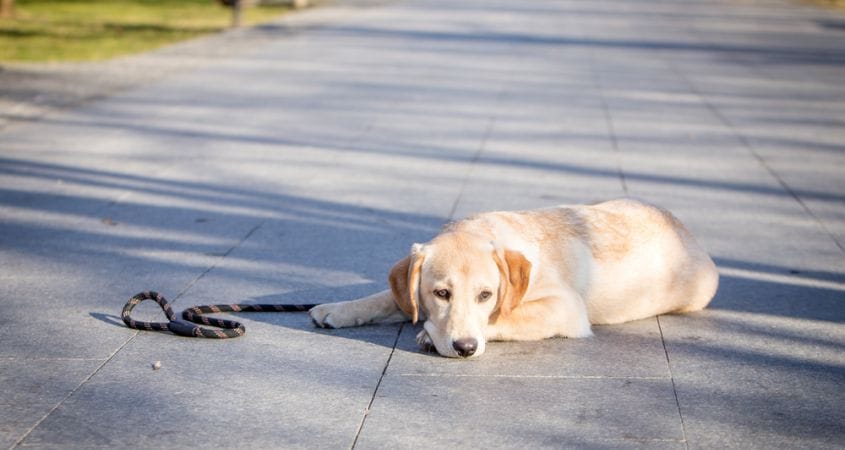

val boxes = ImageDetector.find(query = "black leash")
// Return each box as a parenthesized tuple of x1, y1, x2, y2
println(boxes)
(121, 291, 317, 338)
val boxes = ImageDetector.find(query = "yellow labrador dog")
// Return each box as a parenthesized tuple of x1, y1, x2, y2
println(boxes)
(310, 199, 718, 358)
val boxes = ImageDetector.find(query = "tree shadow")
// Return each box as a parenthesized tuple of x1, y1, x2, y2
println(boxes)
(710, 260, 845, 323)
(320, 23, 845, 66)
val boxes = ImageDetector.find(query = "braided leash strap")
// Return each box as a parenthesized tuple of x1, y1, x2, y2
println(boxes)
(122, 291, 317, 339)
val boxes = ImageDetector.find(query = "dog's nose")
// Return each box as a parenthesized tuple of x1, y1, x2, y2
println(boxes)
(452, 338, 478, 357)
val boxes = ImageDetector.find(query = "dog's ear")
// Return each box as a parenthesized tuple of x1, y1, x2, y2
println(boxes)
(389, 244, 425, 324)
(493, 248, 531, 317)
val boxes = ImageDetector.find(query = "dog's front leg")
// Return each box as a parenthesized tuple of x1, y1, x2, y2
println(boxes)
(310, 290, 407, 329)
(486, 292, 592, 341)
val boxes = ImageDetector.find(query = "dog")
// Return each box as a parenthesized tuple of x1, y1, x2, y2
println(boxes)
(309, 198, 718, 358)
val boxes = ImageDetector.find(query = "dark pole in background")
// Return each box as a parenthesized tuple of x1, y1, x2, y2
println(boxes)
(231, 0, 242, 28)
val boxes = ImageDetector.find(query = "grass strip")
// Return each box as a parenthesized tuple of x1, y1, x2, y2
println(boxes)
(0, 0, 290, 62)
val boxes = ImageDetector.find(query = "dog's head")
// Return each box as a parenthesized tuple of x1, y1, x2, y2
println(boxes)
(389, 232, 531, 358)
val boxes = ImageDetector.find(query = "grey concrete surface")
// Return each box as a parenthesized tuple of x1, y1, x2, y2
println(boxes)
(2, 0, 844, 448)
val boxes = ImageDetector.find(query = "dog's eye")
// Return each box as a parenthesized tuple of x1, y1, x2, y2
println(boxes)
(478, 290, 493, 302)
(433, 289, 451, 300)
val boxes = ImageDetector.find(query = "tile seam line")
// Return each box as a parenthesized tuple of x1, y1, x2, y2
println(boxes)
(170, 220, 266, 306)
(667, 59, 845, 255)
(447, 84, 508, 221)
(711, 105, 844, 254)
(576, 438, 687, 443)
(599, 94, 629, 195)
(657, 315, 690, 450)
(396, 374, 671, 379)
(350, 323, 404, 450)
(10, 221, 265, 448)
(0, 357, 108, 362)
(447, 114, 498, 221)
(592, 54, 629, 196)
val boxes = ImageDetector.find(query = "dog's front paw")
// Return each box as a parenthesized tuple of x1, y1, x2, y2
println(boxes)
(416, 329, 435, 353)
(310, 303, 338, 328)
(309, 302, 360, 329)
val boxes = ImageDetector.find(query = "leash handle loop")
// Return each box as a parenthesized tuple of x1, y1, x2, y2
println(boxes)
(121, 291, 176, 332)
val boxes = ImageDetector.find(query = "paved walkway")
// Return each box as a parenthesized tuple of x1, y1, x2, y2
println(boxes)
(1, 0, 844, 448)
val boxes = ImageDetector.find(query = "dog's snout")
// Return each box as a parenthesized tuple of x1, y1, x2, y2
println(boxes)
(452, 338, 478, 357)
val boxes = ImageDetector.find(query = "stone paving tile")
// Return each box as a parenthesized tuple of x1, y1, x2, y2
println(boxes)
(0, 359, 104, 448)
(356, 375, 684, 449)
(390, 319, 670, 379)
(0, 242, 205, 359)
(0, 404, 51, 450)
(660, 310, 845, 449)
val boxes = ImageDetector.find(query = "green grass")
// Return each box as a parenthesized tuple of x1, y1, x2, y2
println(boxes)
(0, 0, 290, 62)
(804, 0, 845, 8)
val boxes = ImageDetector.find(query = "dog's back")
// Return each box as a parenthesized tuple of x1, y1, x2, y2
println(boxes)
(452, 199, 719, 325)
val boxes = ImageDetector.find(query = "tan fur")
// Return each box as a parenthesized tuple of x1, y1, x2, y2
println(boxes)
(310, 198, 719, 358)
(492, 249, 532, 317)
